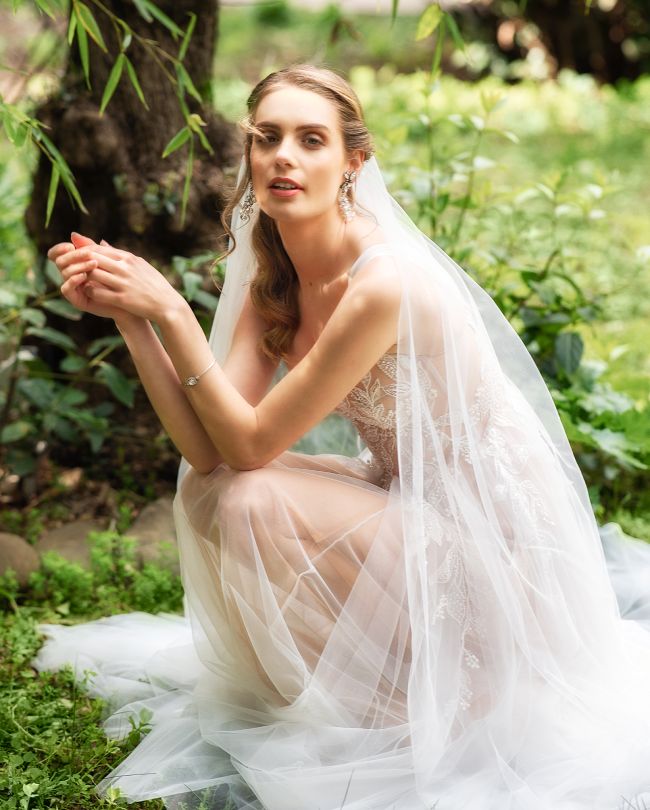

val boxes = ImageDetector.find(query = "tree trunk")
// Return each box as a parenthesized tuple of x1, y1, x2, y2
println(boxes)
(25, 0, 241, 268)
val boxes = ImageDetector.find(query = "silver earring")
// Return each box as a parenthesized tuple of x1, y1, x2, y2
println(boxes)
(338, 169, 357, 222)
(239, 182, 256, 224)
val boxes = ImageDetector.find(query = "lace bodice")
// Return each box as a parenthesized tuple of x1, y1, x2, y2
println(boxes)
(333, 352, 401, 490)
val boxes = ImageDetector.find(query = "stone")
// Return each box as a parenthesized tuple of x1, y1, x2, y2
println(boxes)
(36, 518, 106, 568)
(126, 496, 179, 572)
(0, 532, 40, 587)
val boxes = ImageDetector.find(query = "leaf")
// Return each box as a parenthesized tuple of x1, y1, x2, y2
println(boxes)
(67, 11, 77, 45)
(75, 1, 107, 51)
(42, 299, 83, 320)
(76, 21, 91, 88)
(19, 308, 46, 328)
(180, 138, 194, 227)
(179, 12, 197, 61)
(162, 126, 190, 158)
(430, 15, 446, 77)
(125, 57, 149, 109)
(99, 53, 125, 115)
(132, 0, 153, 23)
(391, 0, 399, 25)
(139, 0, 183, 38)
(555, 331, 583, 375)
(60, 354, 86, 372)
(176, 63, 202, 103)
(416, 4, 443, 41)
(97, 362, 135, 407)
(34, 0, 57, 19)
(87, 335, 122, 356)
(25, 326, 77, 352)
(45, 162, 60, 228)
(0, 421, 34, 443)
(444, 11, 465, 52)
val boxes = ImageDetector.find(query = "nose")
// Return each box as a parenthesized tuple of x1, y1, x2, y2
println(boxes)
(274, 135, 296, 166)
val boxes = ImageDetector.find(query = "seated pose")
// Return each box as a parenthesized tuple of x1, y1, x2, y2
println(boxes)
(37, 64, 650, 810)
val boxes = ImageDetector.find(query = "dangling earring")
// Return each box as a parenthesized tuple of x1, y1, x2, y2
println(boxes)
(338, 169, 357, 222)
(239, 182, 256, 224)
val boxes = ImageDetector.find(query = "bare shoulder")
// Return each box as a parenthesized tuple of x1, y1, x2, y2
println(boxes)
(346, 253, 402, 311)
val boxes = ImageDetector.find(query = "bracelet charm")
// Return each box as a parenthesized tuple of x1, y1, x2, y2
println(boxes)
(182, 358, 216, 387)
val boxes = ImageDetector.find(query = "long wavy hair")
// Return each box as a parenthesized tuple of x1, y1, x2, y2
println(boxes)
(217, 64, 375, 363)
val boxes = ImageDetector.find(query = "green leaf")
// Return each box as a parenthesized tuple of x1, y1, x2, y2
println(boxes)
(179, 12, 197, 61)
(60, 354, 87, 372)
(75, 1, 107, 51)
(25, 326, 77, 351)
(444, 11, 465, 52)
(76, 21, 91, 88)
(97, 362, 135, 407)
(416, 4, 443, 41)
(99, 53, 126, 115)
(42, 299, 83, 320)
(176, 63, 202, 103)
(555, 331, 583, 375)
(67, 11, 77, 45)
(45, 259, 62, 285)
(162, 126, 190, 158)
(20, 308, 46, 328)
(46, 163, 60, 228)
(88, 334, 122, 356)
(124, 57, 149, 109)
(391, 0, 399, 25)
(34, 0, 57, 19)
(140, 0, 183, 38)
(132, 0, 153, 22)
(1, 421, 35, 443)
(180, 138, 194, 227)
(430, 15, 446, 78)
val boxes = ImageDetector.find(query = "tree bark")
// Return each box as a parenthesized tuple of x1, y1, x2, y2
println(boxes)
(25, 0, 241, 267)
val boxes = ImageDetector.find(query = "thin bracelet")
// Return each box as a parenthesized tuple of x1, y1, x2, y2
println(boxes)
(182, 358, 217, 387)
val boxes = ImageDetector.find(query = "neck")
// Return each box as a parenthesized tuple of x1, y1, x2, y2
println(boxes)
(276, 211, 357, 294)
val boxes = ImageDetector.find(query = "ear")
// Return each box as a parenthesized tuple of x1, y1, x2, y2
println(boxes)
(347, 149, 364, 177)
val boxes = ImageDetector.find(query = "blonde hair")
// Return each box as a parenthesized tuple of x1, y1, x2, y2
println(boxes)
(217, 64, 375, 363)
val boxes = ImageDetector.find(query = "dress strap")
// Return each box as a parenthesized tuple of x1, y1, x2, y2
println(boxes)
(348, 243, 395, 279)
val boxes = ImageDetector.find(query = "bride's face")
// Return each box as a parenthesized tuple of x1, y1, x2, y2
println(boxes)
(249, 85, 356, 223)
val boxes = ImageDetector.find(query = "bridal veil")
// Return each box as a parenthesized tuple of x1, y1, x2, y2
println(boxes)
(33, 154, 650, 810)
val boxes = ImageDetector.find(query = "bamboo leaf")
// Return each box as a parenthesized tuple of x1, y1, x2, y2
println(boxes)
(162, 126, 190, 158)
(75, 1, 108, 52)
(444, 11, 465, 52)
(180, 137, 194, 227)
(34, 0, 57, 19)
(140, 0, 183, 38)
(67, 11, 77, 45)
(391, 0, 399, 26)
(430, 15, 446, 77)
(77, 21, 91, 88)
(46, 163, 60, 228)
(416, 4, 443, 41)
(125, 57, 149, 109)
(176, 63, 202, 103)
(132, 0, 153, 22)
(179, 12, 196, 61)
(99, 53, 125, 115)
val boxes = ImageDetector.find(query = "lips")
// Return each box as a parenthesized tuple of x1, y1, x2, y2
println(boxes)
(269, 177, 304, 189)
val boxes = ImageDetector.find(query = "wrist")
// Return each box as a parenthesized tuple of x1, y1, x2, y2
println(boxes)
(157, 293, 193, 331)
(115, 313, 149, 336)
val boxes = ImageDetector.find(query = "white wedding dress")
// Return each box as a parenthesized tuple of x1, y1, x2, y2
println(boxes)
(33, 162, 650, 810)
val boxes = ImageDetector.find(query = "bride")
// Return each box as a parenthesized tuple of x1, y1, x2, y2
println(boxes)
(37, 64, 650, 810)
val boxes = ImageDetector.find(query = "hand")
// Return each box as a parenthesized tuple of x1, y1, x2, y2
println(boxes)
(56, 234, 184, 324)
(48, 233, 142, 327)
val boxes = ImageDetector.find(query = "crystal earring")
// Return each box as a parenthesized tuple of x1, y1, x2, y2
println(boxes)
(239, 182, 256, 224)
(338, 169, 357, 222)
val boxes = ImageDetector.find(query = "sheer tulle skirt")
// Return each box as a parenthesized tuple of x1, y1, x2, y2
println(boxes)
(32, 449, 650, 810)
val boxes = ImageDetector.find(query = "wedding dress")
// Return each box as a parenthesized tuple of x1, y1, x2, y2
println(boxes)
(33, 156, 650, 810)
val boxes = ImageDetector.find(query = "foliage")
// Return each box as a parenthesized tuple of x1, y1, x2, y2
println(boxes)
(0, 530, 181, 809)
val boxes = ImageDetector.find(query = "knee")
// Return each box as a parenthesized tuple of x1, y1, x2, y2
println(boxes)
(215, 467, 275, 526)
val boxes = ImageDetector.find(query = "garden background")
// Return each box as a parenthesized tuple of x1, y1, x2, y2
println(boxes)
(1, 0, 649, 806)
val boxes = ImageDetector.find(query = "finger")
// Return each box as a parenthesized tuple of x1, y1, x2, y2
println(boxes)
(92, 243, 131, 262)
(85, 283, 118, 304)
(59, 258, 98, 279)
(91, 251, 128, 274)
(85, 267, 121, 290)
(57, 247, 96, 270)
(47, 242, 74, 261)
(71, 232, 97, 248)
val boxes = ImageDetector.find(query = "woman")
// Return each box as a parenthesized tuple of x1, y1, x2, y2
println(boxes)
(36, 65, 650, 810)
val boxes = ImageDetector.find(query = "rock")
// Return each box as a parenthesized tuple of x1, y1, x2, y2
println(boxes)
(0, 532, 40, 587)
(36, 518, 106, 568)
(127, 496, 179, 572)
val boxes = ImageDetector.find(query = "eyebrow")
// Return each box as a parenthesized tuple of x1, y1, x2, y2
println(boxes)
(255, 122, 331, 133)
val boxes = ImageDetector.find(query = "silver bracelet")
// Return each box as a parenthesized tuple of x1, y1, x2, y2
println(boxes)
(182, 358, 216, 387)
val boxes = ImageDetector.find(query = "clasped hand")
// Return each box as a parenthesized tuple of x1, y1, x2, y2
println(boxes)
(48, 232, 183, 324)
